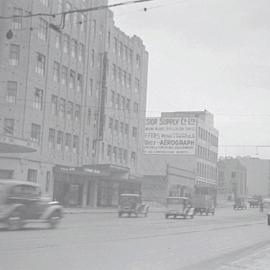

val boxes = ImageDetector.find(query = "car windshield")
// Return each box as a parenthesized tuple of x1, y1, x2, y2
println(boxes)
(120, 196, 139, 205)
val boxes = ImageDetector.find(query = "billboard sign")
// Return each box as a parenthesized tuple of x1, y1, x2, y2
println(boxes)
(144, 117, 196, 155)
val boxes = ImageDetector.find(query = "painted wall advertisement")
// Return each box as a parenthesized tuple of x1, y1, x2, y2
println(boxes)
(144, 117, 197, 155)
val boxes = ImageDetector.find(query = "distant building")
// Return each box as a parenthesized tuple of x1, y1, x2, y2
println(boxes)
(238, 157, 270, 197)
(142, 110, 219, 204)
(217, 157, 247, 202)
(0, 0, 148, 207)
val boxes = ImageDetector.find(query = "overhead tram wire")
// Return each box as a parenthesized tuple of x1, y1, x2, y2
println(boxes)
(0, 0, 156, 20)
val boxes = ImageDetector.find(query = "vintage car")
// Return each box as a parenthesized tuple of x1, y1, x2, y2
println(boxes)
(0, 180, 63, 230)
(248, 196, 260, 208)
(233, 197, 247, 210)
(165, 197, 195, 219)
(118, 193, 149, 217)
(193, 194, 215, 216)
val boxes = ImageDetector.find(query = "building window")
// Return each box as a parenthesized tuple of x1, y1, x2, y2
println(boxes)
(31, 124, 41, 143)
(65, 2, 72, 24)
(9, 44, 20, 66)
(107, 144, 112, 159)
(131, 152, 136, 164)
(4, 118, 14, 135)
(27, 169, 37, 183)
(59, 98, 65, 118)
(91, 49, 95, 67)
(61, 65, 68, 86)
(86, 138, 90, 157)
(77, 74, 83, 92)
(38, 18, 48, 41)
(53, 61, 60, 82)
(87, 108, 91, 125)
(45, 171, 50, 193)
(110, 90, 115, 106)
(132, 127, 138, 138)
(127, 74, 131, 89)
(40, 0, 49, 6)
(56, 131, 64, 151)
(55, 32, 61, 49)
(36, 53, 46, 76)
(48, 128, 55, 149)
(121, 96, 125, 110)
(136, 54, 141, 69)
(133, 102, 139, 113)
(129, 49, 133, 64)
(74, 105, 81, 122)
(67, 101, 73, 120)
(80, 14, 87, 32)
(89, 79, 93, 96)
(112, 64, 117, 81)
(123, 150, 127, 164)
(92, 19, 96, 38)
(6, 81, 17, 103)
(78, 43, 85, 63)
(126, 98, 130, 111)
(109, 117, 113, 130)
(33, 88, 43, 110)
(135, 78, 140, 93)
(12, 8, 23, 29)
(114, 38, 118, 55)
(73, 135, 79, 154)
(51, 95, 58, 116)
(113, 147, 117, 162)
(71, 39, 77, 58)
(114, 120, 119, 133)
(57, 0, 63, 12)
(63, 34, 70, 54)
(65, 133, 71, 152)
(70, 70, 75, 89)
(125, 124, 129, 136)
(120, 122, 124, 136)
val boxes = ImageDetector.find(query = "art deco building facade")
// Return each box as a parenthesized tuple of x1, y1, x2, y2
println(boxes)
(0, 0, 148, 207)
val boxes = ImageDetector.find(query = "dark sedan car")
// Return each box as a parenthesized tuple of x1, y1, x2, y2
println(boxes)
(0, 180, 63, 230)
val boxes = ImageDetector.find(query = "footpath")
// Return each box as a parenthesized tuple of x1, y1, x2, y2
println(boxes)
(217, 245, 270, 270)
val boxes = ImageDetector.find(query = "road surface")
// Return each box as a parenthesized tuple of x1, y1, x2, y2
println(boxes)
(1, 207, 269, 270)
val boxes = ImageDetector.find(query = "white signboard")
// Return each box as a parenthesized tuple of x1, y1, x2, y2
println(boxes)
(144, 117, 196, 155)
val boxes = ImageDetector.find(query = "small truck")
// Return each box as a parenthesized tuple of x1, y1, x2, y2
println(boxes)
(192, 194, 215, 216)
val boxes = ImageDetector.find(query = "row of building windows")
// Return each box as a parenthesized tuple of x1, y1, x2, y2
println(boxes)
(197, 127, 218, 146)
(107, 144, 137, 165)
(51, 95, 82, 122)
(109, 90, 139, 113)
(197, 162, 217, 180)
(48, 128, 80, 154)
(55, 32, 86, 64)
(108, 118, 138, 139)
(196, 145, 218, 163)
(112, 38, 141, 70)
(112, 64, 140, 93)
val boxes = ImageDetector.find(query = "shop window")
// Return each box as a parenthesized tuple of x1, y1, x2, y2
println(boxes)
(9, 44, 20, 66)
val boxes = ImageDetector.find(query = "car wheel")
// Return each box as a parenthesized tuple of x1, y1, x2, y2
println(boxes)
(7, 210, 24, 231)
(165, 214, 169, 219)
(48, 211, 61, 229)
(118, 212, 122, 218)
(190, 215, 194, 219)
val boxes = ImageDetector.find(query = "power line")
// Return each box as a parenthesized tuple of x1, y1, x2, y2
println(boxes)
(0, 0, 155, 20)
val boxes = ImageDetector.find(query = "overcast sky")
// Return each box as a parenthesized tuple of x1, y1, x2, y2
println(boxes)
(109, 0, 270, 158)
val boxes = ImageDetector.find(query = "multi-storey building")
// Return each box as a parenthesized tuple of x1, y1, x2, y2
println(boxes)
(217, 157, 247, 202)
(0, 0, 148, 207)
(142, 110, 219, 204)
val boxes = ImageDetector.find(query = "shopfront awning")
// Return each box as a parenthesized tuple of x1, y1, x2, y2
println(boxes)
(0, 134, 37, 153)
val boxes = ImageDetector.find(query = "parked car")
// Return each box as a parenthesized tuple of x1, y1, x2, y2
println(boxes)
(233, 197, 247, 210)
(248, 196, 260, 208)
(0, 180, 63, 230)
(118, 193, 149, 217)
(165, 197, 195, 219)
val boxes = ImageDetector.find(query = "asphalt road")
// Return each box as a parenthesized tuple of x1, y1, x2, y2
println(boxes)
(1, 208, 269, 270)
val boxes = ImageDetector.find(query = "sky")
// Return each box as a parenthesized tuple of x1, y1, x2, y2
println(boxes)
(109, 0, 270, 158)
